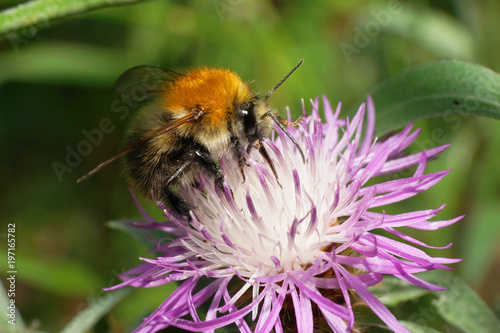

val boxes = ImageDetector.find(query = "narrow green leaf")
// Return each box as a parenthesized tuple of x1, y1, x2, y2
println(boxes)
(60, 287, 131, 333)
(107, 219, 166, 249)
(0, 0, 148, 39)
(351, 61, 500, 136)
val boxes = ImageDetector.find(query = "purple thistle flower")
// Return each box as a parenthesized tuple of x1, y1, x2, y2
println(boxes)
(109, 96, 462, 332)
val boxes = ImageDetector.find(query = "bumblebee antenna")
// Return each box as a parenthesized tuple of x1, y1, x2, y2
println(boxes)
(263, 59, 304, 104)
(76, 148, 130, 183)
(262, 59, 306, 163)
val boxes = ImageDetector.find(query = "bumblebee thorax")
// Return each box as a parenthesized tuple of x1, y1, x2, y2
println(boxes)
(164, 68, 252, 127)
(162, 68, 256, 154)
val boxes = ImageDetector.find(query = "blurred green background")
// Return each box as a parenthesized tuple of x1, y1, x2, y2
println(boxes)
(1, 0, 499, 331)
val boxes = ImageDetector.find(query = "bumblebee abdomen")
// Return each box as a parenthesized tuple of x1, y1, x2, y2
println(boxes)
(125, 136, 199, 200)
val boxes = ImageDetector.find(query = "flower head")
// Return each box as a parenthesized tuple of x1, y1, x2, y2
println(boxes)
(110, 96, 462, 332)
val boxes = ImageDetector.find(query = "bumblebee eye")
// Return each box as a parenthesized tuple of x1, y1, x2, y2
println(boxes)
(240, 102, 257, 136)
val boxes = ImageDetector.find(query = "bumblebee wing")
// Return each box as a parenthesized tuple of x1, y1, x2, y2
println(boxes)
(77, 111, 201, 183)
(114, 65, 183, 106)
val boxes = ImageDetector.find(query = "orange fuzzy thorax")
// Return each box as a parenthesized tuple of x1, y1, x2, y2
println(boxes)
(162, 68, 253, 130)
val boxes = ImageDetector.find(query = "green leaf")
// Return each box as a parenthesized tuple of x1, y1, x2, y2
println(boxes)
(369, 275, 431, 307)
(399, 320, 442, 333)
(107, 219, 167, 249)
(369, 271, 500, 332)
(425, 271, 500, 333)
(350, 61, 500, 137)
(60, 287, 131, 333)
(0, 0, 148, 39)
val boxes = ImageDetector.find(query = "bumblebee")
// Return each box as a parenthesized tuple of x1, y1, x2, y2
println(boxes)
(78, 60, 305, 215)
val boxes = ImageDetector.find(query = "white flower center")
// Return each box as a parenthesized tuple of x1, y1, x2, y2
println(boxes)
(180, 116, 361, 279)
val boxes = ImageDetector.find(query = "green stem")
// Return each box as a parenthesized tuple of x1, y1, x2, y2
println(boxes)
(0, 0, 148, 39)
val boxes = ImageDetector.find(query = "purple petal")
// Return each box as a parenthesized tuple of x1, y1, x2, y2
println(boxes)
(255, 287, 286, 333)
(159, 285, 267, 331)
(336, 265, 410, 333)
(289, 276, 351, 321)
(359, 95, 376, 156)
(377, 144, 450, 175)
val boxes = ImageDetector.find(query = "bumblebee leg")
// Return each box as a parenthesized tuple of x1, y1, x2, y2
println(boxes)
(258, 141, 282, 188)
(163, 189, 192, 217)
(194, 149, 237, 201)
(230, 136, 247, 182)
